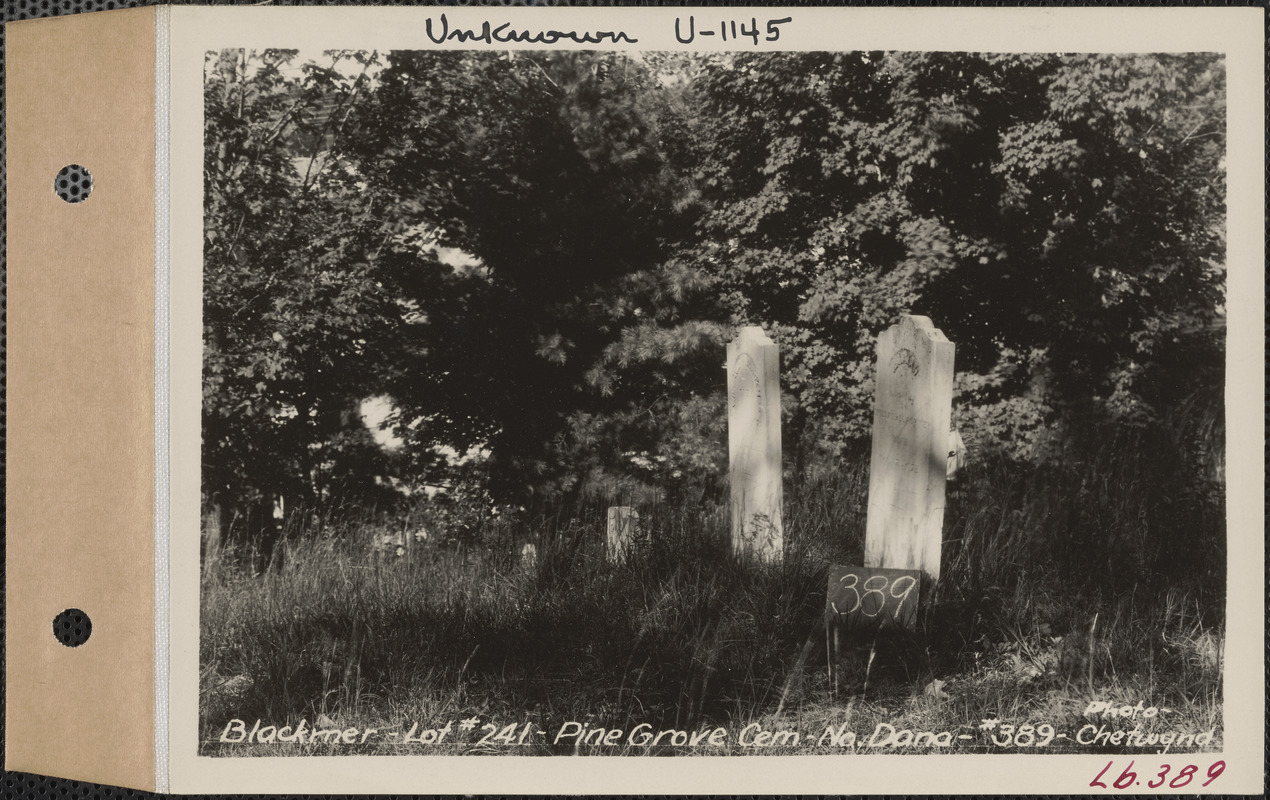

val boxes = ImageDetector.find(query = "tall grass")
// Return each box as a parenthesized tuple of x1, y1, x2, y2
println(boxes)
(200, 432, 1224, 756)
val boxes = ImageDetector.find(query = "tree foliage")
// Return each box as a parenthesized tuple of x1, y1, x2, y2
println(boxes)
(349, 50, 708, 502)
(684, 52, 1225, 456)
(203, 49, 1226, 522)
(204, 49, 406, 516)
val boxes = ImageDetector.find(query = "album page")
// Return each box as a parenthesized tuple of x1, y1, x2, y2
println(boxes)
(161, 6, 1262, 794)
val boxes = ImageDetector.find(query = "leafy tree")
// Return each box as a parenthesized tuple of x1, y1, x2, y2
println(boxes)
(682, 51, 1225, 458)
(203, 49, 1226, 532)
(349, 50, 708, 505)
(203, 48, 404, 537)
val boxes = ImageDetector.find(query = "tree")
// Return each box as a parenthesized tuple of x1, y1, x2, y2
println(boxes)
(682, 51, 1225, 459)
(349, 50, 707, 505)
(203, 49, 1227, 531)
(203, 49, 405, 543)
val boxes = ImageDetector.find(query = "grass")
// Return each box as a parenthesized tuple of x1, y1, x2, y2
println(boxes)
(199, 433, 1225, 757)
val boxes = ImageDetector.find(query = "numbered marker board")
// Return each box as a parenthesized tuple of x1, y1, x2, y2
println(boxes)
(826, 565, 921, 632)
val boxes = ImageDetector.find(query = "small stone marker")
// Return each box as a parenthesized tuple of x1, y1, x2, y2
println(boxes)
(201, 503, 223, 575)
(606, 506, 639, 563)
(864, 315, 955, 582)
(727, 326, 783, 560)
(947, 428, 967, 480)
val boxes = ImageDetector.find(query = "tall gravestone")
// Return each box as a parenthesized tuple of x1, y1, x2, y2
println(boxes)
(727, 326, 782, 560)
(864, 315, 954, 582)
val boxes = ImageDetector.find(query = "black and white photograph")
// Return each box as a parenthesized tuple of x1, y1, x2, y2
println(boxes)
(196, 27, 1231, 767)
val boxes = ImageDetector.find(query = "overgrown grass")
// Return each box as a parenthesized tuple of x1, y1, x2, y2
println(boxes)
(200, 436, 1224, 756)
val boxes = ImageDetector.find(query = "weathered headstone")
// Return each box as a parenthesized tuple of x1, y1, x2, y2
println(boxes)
(606, 506, 640, 563)
(201, 502, 222, 576)
(727, 326, 782, 560)
(864, 315, 954, 582)
(520, 542, 538, 570)
(947, 427, 968, 480)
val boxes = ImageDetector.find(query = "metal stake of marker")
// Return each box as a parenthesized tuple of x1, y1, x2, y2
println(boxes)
(827, 620, 837, 700)
(861, 636, 879, 698)
(776, 622, 821, 717)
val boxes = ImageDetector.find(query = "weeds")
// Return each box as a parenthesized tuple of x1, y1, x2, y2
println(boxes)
(200, 442, 1224, 756)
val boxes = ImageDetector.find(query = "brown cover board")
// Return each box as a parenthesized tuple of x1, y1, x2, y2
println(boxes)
(5, 6, 157, 791)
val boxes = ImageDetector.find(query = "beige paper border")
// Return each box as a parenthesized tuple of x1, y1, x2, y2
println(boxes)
(5, 6, 157, 791)
(167, 6, 1264, 793)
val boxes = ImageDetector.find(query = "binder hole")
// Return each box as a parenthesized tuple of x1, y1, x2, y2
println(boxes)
(54, 164, 92, 203)
(53, 608, 92, 647)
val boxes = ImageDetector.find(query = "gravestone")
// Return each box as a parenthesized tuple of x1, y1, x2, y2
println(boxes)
(727, 326, 782, 560)
(864, 315, 954, 582)
(201, 502, 222, 577)
(947, 428, 967, 480)
(606, 506, 639, 563)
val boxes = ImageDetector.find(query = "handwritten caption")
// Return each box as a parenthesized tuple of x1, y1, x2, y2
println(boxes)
(217, 700, 1216, 758)
(407, 13, 798, 49)
(1090, 759, 1225, 790)
(673, 16, 793, 45)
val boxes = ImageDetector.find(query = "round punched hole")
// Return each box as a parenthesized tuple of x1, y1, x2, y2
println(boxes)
(53, 608, 92, 647)
(54, 164, 93, 203)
